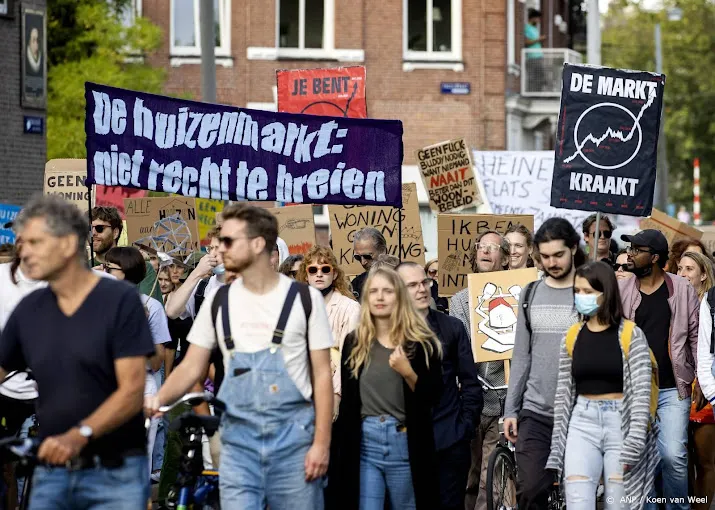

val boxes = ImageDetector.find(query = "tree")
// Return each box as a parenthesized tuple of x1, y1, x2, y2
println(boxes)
(47, 1, 165, 159)
(602, 0, 715, 221)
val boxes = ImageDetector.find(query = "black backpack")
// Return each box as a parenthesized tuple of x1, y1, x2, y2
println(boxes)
(194, 278, 211, 314)
(520, 279, 542, 353)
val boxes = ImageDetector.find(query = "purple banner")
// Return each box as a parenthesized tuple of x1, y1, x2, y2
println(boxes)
(85, 83, 403, 207)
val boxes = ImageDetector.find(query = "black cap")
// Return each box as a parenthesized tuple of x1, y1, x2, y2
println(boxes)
(620, 229, 668, 254)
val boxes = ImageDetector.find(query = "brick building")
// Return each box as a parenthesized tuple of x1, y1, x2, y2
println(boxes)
(0, 0, 47, 206)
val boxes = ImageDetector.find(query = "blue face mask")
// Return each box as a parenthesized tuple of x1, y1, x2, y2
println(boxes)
(574, 293, 601, 316)
(212, 264, 225, 276)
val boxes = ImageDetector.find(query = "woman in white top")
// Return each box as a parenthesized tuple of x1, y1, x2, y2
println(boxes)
(297, 246, 360, 414)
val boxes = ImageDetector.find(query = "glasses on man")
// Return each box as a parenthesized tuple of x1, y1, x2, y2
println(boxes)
(477, 243, 502, 254)
(353, 254, 373, 263)
(91, 224, 111, 234)
(626, 246, 653, 256)
(406, 278, 434, 291)
(218, 235, 255, 249)
(307, 265, 332, 275)
(590, 230, 612, 239)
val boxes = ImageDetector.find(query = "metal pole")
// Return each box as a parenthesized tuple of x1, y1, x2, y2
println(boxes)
(88, 183, 95, 267)
(586, 0, 601, 65)
(200, 0, 217, 103)
(592, 211, 601, 261)
(654, 23, 669, 212)
(397, 207, 403, 262)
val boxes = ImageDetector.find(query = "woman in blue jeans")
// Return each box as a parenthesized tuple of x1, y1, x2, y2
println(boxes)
(546, 261, 659, 510)
(327, 266, 443, 510)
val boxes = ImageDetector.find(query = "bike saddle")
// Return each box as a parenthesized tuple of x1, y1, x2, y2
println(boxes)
(169, 412, 221, 436)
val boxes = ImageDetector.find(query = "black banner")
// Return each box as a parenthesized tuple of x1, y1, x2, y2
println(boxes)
(551, 64, 665, 217)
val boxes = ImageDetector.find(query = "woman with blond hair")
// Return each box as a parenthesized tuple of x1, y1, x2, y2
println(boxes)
(327, 267, 443, 510)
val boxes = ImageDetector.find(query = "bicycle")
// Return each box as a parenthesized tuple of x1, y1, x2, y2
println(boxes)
(0, 436, 40, 510)
(480, 376, 564, 510)
(154, 391, 225, 510)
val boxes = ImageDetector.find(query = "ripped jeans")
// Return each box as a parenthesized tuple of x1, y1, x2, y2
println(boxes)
(564, 396, 626, 510)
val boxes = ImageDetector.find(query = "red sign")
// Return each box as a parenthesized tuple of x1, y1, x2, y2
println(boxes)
(276, 66, 367, 118)
(95, 185, 148, 218)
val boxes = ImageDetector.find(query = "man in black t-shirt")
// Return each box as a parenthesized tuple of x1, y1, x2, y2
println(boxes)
(0, 196, 155, 509)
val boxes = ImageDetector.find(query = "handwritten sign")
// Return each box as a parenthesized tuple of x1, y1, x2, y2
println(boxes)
(329, 183, 425, 275)
(438, 214, 534, 296)
(124, 197, 200, 258)
(639, 208, 702, 247)
(196, 199, 225, 246)
(95, 185, 148, 218)
(268, 204, 316, 255)
(0, 203, 21, 245)
(416, 138, 481, 213)
(44, 159, 91, 212)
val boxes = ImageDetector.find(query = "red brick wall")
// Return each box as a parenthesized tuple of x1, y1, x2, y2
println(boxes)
(143, 0, 507, 161)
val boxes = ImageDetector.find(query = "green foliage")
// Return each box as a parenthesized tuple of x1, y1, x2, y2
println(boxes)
(602, 0, 715, 221)
(47, 1, 165, 160)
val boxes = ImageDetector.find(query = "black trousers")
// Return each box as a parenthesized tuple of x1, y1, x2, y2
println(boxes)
(437, 439, 471, 510)
(515, 410, 555, 510)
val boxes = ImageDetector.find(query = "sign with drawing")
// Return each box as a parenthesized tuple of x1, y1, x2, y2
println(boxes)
(124, 197, 199, 259)
(467, 268, 538, 362)
(268, 204, 316, 255)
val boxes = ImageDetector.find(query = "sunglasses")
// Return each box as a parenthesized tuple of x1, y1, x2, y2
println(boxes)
(428, 269, 438, 277)
(308, 265, 332, 275)
(613, 263, 629, 271)
(91, 225, 111, 234)
(590, 230, 612, 239)
(353, 254, 373, 263)
(218, 235, 256, 249)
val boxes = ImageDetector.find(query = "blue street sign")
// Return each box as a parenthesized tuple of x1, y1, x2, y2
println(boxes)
(23, 116, 44, 134)
(441, 82, 471, 95)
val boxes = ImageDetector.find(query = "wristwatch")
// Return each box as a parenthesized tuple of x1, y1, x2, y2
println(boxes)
(78, 424, 94, 441)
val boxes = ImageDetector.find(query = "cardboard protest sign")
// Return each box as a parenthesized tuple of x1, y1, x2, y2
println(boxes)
(196, 199, 225, 247)
(416, 138, 481, 213)
(438, 214, 534, 296)
(700, 231, 715, 257)
(551, 64, 665, 217)
(44, 159, 91, 212)
(268, 204, 316, 255)
(0, 203, 21, 245)
(277, 66, 367, 118)
(639, 208, 703, 247)
(329, 183, 425, 275)
(95, 185, 148, 218)
(468, 268, 539, 362)
(124, 197, 200, 258)
(85, 83, 402, 207)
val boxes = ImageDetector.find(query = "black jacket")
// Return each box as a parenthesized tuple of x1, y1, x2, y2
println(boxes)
(326, 333, 443, 510)
(427, 309, 483, 450)
(351, 272, 368, 302)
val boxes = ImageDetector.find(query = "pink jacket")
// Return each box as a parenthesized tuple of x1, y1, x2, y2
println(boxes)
(618, 273, 700, 398)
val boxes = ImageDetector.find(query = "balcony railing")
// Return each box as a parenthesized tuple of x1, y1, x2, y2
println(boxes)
(521, 48, 583, 97)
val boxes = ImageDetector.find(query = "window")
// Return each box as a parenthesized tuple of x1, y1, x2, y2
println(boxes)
(404, 0, 462, 62)
(171, 0, 231, 56)
(279, 0, 328, 49)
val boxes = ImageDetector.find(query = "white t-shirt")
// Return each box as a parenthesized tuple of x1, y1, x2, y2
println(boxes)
(141, 294, 171, 396)
(188, 274, 334, 400)
(185, 275, 225, 319)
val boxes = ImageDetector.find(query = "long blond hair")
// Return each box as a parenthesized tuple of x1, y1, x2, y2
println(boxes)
(296, 245, 355, 300)
(680, 251, 715, 301)
(347, 266, 441, 379)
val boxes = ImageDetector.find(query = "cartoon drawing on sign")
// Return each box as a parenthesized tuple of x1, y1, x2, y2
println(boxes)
(564, 88, 656, 170)
(401, 184, 413, 204)
(402, 226, 421, 240)
(135, 213, 193, 258)
(300, 81, 358, 117)
(280, 218, 311, 232)
(473, 282, 522, 353)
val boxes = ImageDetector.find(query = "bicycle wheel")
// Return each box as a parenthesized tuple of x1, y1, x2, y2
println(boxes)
(486, 446, 517, 510)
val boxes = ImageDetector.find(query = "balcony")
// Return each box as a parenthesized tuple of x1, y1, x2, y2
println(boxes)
(521, 48, 583, 97)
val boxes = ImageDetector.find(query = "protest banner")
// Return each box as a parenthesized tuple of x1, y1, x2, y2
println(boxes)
(551, 64, 665, 217)
(196, 198, 225, 247)
(0, 203, 21, 245)
(44, 159, 91, 212)
(95, 184, 148, 218)
(438, 214, 534, 296)
(85, 83, 402, 207)
(268, 204, 316, 255)
(329, 183, 425, 275)
(277, 66, 367, 118)
(639, 208, 703, 247)
(124, 196, 200, 258)
(416, 138, 481, 213)
(468, 268, 539, 362)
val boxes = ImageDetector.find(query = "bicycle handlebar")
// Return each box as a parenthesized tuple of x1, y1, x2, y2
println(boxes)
(158, 391, 226, 414)
(477, 375, 508, 392)
(0, 437, 41, 460)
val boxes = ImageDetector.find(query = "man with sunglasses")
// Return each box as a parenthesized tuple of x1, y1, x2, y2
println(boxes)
(397, 262, 481, 510)
(582, 213, 615, 263)
(619, 229, 700, 510)
(91, 206, 163, 302)
(351, 227, 388, 301)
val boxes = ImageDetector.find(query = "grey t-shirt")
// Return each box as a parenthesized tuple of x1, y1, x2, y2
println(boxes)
(503, 281, 578, 419)
(360, 341, 406, 423)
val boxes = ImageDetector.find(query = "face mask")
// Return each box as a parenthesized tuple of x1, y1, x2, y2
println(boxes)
(574, 293, 601, 317)
(212, 264, 225, 276)
(630, 264, 652, 278)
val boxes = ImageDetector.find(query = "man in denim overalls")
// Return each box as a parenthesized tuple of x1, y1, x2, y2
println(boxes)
(148, 203, 335, 509)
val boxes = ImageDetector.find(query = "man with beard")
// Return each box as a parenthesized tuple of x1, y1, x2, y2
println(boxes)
(91, 206, 163, 302)
(503, 218, 581, 509)
(619, 229, 699, 510)
(449, 230, 509, 510)
(147, 203, 334, 509)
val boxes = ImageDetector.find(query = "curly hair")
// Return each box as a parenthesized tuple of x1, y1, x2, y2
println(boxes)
(296, 245, 355, 300)
(666, 237, 711, 274)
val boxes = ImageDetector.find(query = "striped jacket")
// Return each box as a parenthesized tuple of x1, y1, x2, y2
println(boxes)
(545, 320, 659, 510)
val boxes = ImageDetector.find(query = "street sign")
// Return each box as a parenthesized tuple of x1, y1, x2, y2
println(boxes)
(441, 82, 471, 95)
(23, 116, 43, 134)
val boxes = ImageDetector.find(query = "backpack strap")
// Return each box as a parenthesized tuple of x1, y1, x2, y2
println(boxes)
(708, 288, 715, 354)
(295, 282, 314, 394)
(211, 285, 233, 350)
(619, 320, 636, 357)
(565, 323, 583, 357)
(271, 282, 301, 352)
(195, 278, 210, 314)
(521, 280, 541, 352)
